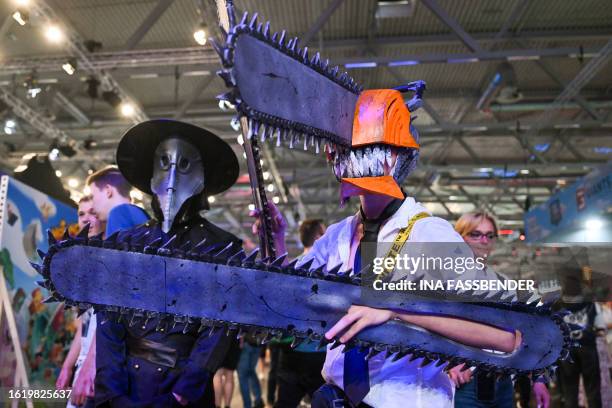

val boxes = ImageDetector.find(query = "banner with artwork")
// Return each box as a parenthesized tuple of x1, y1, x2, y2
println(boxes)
(0, 176, 78, 390)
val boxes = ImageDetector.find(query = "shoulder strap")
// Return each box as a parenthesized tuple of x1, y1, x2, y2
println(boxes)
(377, 212, 430, 280)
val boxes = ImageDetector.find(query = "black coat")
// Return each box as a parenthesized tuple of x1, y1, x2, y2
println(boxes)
(94, 216, 242, 407)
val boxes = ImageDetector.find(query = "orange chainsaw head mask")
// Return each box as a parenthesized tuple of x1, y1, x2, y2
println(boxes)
(327, 81, 425, 204)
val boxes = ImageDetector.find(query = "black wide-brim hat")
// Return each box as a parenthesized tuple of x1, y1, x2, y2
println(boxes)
(116, 119, 239, 196)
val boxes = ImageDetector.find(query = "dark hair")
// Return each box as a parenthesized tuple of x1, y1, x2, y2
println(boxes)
(86, 166, 131, 198)
(299, 219, 325, 248)
(78, 195, 93, 204)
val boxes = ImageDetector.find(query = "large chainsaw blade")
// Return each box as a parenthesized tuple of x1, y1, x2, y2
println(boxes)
(36, 235, 571, 378)
(215, 9, 360, 150)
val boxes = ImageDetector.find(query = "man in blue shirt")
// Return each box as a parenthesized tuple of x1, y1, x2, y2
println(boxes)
(86, 166, 149, 236)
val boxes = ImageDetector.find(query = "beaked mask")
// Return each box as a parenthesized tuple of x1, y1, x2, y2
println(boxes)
(151, 137, 204, 232)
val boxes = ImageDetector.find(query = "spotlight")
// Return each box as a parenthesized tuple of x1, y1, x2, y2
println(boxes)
(193, 23, 208, 45)
(207, 196, 216, 204)
(267, 184, 274, 192)
(44, 24, 64, 43)
(248, 204, 255, 211)
(102, 90, 121, 107)
(263, 171, 270, 180)
(12, 10, 28, 26)
(236, 134, 244, 145)
(55, 170, 62, 177)
(62, 58, 77, 75)
(4, 119, 16, 134)
(585, 218, 603, 231)
(272, 196, 280, 204)
(120, 102, 135, 117)
(68, 178, 79, 188)
(83, 185, 91, 195)
(15, 0, 31, 6)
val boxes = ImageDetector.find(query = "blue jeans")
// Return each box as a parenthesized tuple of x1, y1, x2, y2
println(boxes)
(237, 344, 263, 408)
(454, 376, 513, 408)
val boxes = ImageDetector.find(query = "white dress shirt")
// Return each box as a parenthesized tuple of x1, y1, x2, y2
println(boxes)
(298, 197, 470, 408)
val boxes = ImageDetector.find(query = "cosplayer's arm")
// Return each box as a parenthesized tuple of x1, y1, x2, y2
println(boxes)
(172, 327, 231, 403)
(56, 316, 82, 389)
(327, 305, 518, 353)
(71, 330, 96, 405)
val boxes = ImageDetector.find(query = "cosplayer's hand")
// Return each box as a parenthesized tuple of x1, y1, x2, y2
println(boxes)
(55, 365, 73, 390)
(447, 364, 472, 388)
(173, 392, 188, 406)
(533, 382, 550, 408)
(250, 203, 287, 237)
(325, 305, 394, 343)
(71, 357, 95, 405)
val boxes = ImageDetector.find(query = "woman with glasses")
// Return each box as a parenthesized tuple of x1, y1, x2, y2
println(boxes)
(450, 212, 550, 408)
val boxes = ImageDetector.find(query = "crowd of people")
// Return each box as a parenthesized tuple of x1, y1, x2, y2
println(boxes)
(51, 119, 610, 408)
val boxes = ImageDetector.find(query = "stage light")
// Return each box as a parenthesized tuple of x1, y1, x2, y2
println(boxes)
(267, 184, 274, 192)
(248, 204, 255, 211)
(207, 196, 216, 203)
(237, 134, 244, 145)
(14, 0, 30, 6)
(62, 58, 77, 75)
(520, 169, 530, 175)
(585, 218, 603, 231)
(68, 178, 79, 188)
(519, 234, 525, 241)
(272, 196, 280, 204)
(44, 24, 64, 43)
(12, 10, 28, 26)
(263, 171, 270, 180)
(120, 102, 135, 117)
(55, 170, 62, 177)
(4, 119, 16, 134)
(83, 186, 91, 195)
(193, 24, 208, 45)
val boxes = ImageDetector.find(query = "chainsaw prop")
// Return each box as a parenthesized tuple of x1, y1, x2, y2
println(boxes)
(34, 1, 572, 379)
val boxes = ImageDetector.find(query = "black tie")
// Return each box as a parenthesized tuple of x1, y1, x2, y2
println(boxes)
(343, 198, 404, 406)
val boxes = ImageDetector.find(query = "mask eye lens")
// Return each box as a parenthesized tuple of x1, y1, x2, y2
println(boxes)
(160, 155, 170, 169)
(178, 157, 190, 171)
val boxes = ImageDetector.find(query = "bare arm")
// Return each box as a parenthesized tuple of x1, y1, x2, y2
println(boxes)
(326, 306, 519, 354)
(397, 312, 518, 353)
(56, 317, 82, 389)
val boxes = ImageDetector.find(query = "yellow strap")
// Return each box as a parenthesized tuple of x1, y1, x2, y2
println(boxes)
(376, 212, 430, 280)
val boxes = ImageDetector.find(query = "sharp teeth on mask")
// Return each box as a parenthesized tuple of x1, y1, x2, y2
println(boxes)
(385, 146, 393, 168)
(267, 125, 275, 141)
(276, 128, 282, 147)
(247, 119, 255, 139)
(289, 132, 295, 149)
(303, 135, 308, 150)
(349, 151, 360, 177)
(315, 138, 320, 154)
